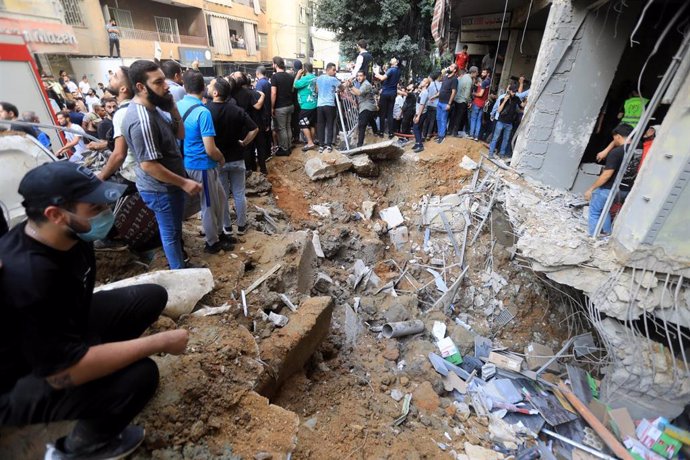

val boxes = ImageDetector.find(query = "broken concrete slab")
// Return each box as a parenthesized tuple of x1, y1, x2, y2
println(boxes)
(389, 225, 409, 250)
(525, 342, 560, 373)
(342, 139, 404, 161)
(94, 268, 214, 319)
(379, 206, 404, 230)
(258, 296, 334, 398)
(350, 154, 380, 177)
(304, 153, 353, 180)
(459, 155, 479, 171)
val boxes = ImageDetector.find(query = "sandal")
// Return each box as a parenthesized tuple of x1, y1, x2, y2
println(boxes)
(302, 144, 316, 152)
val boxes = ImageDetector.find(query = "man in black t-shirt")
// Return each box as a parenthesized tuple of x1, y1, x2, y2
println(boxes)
(585, 123, 633, 236)
(435, 64, 457, 143)
(0, 161, 189, 459)
(271, 56, 295, 155)
(208, 78, 258, 236)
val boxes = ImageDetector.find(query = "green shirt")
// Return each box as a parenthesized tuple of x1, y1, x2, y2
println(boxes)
(622, 96, 649, 127)
(293, 73, 317, 110)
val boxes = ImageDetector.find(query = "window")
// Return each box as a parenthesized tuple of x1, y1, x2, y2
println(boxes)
(61, 0, 85, 27)
(258, 33, 268, 49)
(108, 7, 134, 38)
(155, 16, 180, 44)
(299, 6, 306, 24)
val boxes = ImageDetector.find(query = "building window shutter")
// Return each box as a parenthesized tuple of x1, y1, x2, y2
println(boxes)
(243, 23, 257, 55)
(252, 0, 261, 14)
(210, 15, 233, 55)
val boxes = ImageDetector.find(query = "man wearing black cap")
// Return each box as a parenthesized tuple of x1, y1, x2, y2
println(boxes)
(0, 161, 189, 459)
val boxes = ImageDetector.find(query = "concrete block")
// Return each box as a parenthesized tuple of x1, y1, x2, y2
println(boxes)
(388, 225, 409, 250)
(526, 141, 549, 155)
(518, 153, 545, 170)
(536, 93, 564, 112)
(313, 272, 333, 293)
(350, 154, 380, 177)
(258, 296, 334, 398)
(344, 139, 404, 160)
(544, 77, 567, 94)
(297, 234, 317, 294)
(532, 111, 557, 128)
(525, 342, 560, 373)
(304, 153, 353, 180)
(527, 126, 553, 142)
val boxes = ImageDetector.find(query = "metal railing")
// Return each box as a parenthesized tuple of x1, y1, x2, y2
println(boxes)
(119, 27, 207, 46)
(335, 89, 360, 152)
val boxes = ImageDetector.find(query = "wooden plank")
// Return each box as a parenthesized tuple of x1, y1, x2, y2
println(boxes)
(557, 382, 634, 460)
(245, 263, 281, 295)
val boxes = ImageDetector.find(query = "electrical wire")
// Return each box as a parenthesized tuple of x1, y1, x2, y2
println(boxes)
(519, 0, 534, 55)
(630, 0, 657, 46)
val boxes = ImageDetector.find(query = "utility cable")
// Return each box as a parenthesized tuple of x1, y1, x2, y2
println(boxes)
(519, 0, 534, 55)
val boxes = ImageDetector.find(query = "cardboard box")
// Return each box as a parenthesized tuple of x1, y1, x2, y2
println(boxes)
(636, 418, 682, 459)
(488, 351, 523, 372)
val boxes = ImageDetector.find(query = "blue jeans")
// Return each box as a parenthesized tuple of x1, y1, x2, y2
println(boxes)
(220, 160, 247, 228)
(470, 104, 483, 138)
(140, 189, 185, 269)
(588, 188, 612, 236)
(489, 121, 513, 157)
(436, 102, 450, 138)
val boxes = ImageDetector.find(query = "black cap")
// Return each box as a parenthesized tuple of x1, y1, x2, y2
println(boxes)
(293, 59, 303, 71)
(19, 161, 127, 208)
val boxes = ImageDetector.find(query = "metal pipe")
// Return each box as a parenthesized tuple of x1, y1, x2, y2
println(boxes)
(0, 119, 101, 143)
(542, 429, 617, 460)
(382, 320, 424, 339)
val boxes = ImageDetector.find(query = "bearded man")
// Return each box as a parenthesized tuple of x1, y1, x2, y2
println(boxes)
(121, 60, 201, 269)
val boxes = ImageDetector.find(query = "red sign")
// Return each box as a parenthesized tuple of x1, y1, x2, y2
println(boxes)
(0, 18, 78, 53)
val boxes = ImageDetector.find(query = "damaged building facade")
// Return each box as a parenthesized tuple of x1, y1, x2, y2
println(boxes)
(450, 0, 690, 419)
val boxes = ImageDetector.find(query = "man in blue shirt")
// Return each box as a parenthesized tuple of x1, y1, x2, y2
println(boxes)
(177, 70, 231, 254)
(315, 62, 341, 153)
(374, 58, 401, 138)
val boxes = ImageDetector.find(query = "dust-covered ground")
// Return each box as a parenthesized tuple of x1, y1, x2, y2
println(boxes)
(92, 136, 576, 459)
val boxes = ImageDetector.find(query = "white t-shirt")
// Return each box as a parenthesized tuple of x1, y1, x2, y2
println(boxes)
(85, 95, 100, 112)
(65, 123, 87, 156)
(65, 80, 79, 95)
(78, 80, 91, 95)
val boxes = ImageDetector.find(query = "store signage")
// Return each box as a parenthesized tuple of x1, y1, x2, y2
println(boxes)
(179, 47, 213, 68)
(0, 18, 78, 53)
(460, 13, 512, 31)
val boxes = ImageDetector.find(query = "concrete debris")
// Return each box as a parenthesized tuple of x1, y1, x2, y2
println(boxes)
(390, 389, 404, 401)
(304, 152, 353, 180)
(379, 206, 404, 229)
(389, 225, 409, 250)
(313, 272, 333, 293)
(311, 231, 325, 258)
(481, 271, 508, 294)
(525, 342, 560, 373)
(361, 200, 376, 220)
(94, 268, 214, 320)
(350, 154, 380, 177)
(267, 311, 289, 328)
(461, 442, 505, 460)
(278, 293, 298, 312)
(309, 204, 332, 218)
(191, 303, 231, 317)
(459, 155, 479, 171)
(344, 139, 404, 161)
(246, 263, 282, 295)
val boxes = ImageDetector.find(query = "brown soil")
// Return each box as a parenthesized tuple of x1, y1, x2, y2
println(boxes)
(93, 137, 573, 459)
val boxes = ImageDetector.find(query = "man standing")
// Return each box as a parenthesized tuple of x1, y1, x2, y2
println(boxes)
(271, 56, 295, 156)
(254, 66, 272, 174)
(316, 62, 341, 153)
(488, 83, 521, 159)
(106, 19, 121, 58)
(82, 103, 105, 139)
(97, 98, 118, 141)
(65, 100, 85, 127)
(97, 66, 136, 182)
(455, 44, 469, 71)
(176, 70, 231, 254)
(469, 67, 490, 141)
(423, 71, 441, 141)
(435, 64, 457, 144)
(78, 75, 92, 98)
(348, 70, 378, 147)
(452, 66, 472, 137)
(0, 161, 188, 459)
(618, 89, 648, 128)
(293, 62, 318, 151)
(56, 111, 87, 160)
(351, 39, 374, 80)
(63, 75, 80, 98)
(585, 123, 633, 237)
(374, 58, 401, 138)
(229, 72, 265, 173)
(411, 78, 430, 152)
(121, 60, 202, 269)
(161, 61, 187, 103)
(207, 78, 258, 237)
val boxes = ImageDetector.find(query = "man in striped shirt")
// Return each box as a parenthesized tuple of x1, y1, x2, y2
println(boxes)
(121, 60, 201, 269)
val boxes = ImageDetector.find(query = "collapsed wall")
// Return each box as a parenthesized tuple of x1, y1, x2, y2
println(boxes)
(501, 175, 690, 419)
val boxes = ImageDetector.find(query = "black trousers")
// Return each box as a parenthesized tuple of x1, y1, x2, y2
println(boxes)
(254, 128, 271, 174)
(401, 110, 415, 134)
(451, 101, 468, 135)
(422, 106, 437, 138)
(357, 110, 377, 147)
(317, 106, 337, 146)
(109, 39, 120, 58)
(242, 142, 256, 172)
(0, 284, 167, 452)
(378, 93, 396, 136)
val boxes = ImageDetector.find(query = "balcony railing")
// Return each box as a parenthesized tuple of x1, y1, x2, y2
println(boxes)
(119, 27, 207, 46)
